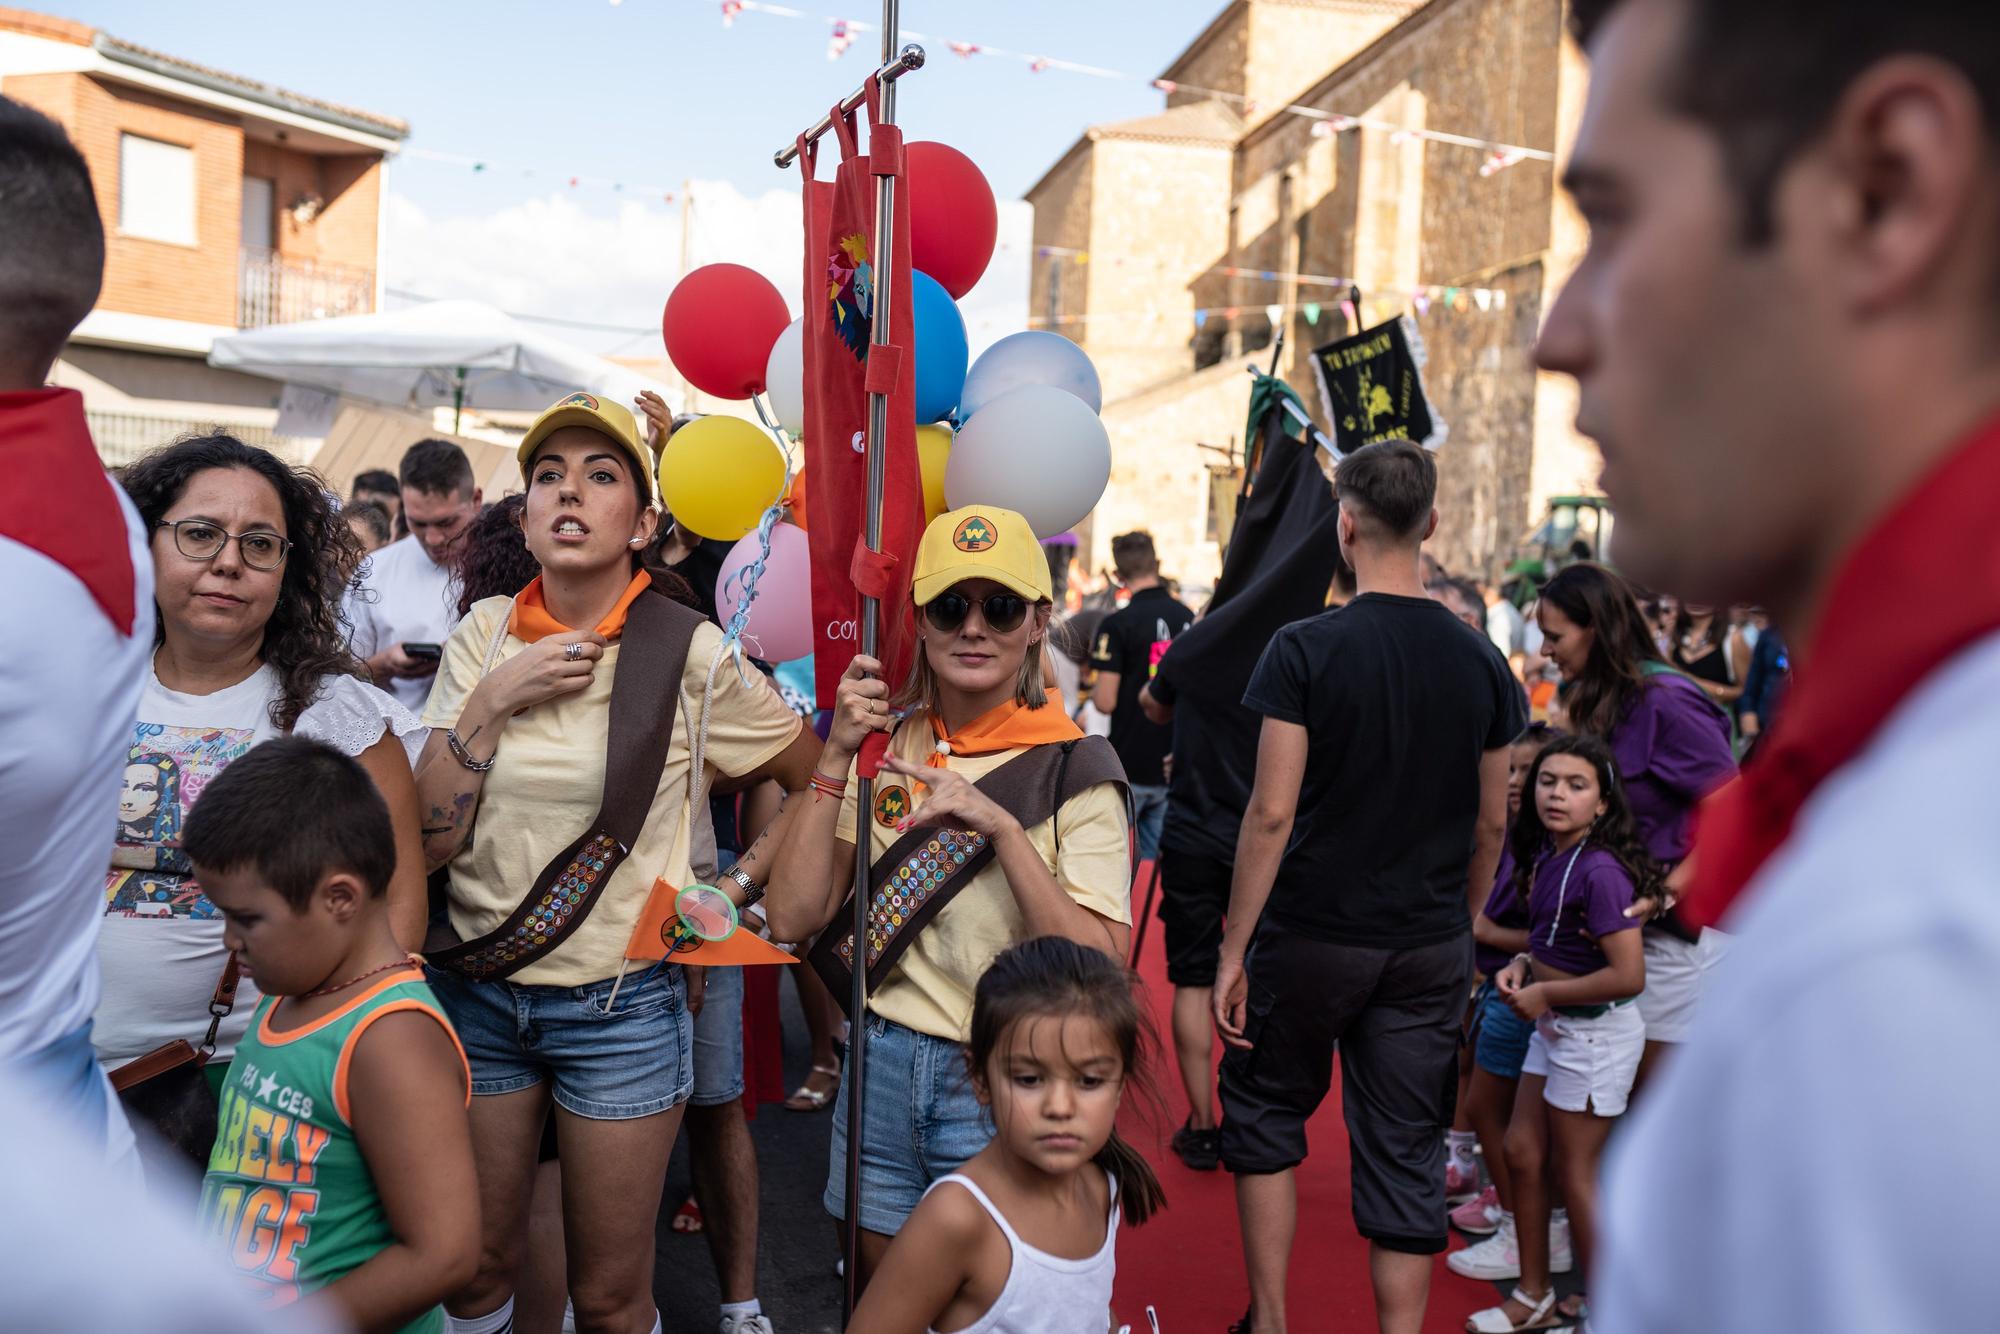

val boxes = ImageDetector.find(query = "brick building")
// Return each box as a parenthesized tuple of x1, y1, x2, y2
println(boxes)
(0, 8, 406, 463)
(1026, 0, 1597, 587)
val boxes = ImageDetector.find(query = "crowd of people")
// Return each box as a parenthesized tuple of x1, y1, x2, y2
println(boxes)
(7, 0, 2000, 1330)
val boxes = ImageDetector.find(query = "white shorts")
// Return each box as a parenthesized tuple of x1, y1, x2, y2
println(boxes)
(1635, 928, 1733, 1043)
(1522, 1004, 1646, 1116)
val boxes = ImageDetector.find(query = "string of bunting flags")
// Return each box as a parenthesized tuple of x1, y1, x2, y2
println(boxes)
(716, 0, 1552, 173)
(1029, 283, 1510, 336)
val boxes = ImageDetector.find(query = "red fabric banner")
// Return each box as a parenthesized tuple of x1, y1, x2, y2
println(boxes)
(798, 79, 924, 711)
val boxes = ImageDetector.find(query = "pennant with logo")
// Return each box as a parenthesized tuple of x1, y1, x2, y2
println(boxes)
(796, 78, 926, 709)
(1309, 315, 1448, 454)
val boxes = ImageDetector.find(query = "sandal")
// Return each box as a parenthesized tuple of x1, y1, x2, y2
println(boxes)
(670, 1199, 704, 1234)
(1466, 1286, 1560, 1333)
(1557, 1294, 1589, 1324)
(784, 1063, 841, 1112)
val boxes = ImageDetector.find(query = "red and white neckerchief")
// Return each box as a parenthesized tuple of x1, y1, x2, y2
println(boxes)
(1685, 411, 2000, 927)
(0, 387, 137, 636)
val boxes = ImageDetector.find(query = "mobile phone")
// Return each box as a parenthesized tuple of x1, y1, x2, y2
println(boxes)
(402, 642, 443, 661)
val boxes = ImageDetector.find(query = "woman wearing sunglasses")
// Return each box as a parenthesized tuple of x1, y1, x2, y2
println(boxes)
(97, 435, 429, 1161)
(765, 504, 1134, 1290)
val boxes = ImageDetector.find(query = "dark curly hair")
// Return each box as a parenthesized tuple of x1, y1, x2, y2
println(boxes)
(456, 494, 540, 617)
(1508, 733, 1664, 913)
(121, 434, 363, 732)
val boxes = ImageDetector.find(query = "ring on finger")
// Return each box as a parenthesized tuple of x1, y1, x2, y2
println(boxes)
(564, 642, 583, 662)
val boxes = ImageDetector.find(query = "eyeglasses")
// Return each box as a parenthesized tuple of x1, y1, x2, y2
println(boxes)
(155, 519, 292, 571)
(923, 589, 1030, 634)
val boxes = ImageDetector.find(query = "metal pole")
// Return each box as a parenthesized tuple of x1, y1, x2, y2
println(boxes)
(844, 2, 901, 1318)
(452, 367, 464, 433)
(773, 43, 925, 168)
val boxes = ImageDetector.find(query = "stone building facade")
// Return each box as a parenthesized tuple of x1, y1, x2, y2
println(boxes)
(1026, 0, 1598, 588)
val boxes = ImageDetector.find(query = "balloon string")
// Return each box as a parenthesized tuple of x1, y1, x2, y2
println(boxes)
(716, 394, 797, 689)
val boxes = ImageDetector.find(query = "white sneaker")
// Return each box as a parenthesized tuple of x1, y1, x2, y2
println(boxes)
(1445, 1212, 1575, 1280)
(1447, 1214, 1519, 1279)
(720, 1315, 775, 1334)
(1550, 1209, 1574, 1275)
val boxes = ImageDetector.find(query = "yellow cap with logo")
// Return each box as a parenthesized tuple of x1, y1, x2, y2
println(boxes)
(516, 391, 655, 499)
(911, 505, 1052, 606)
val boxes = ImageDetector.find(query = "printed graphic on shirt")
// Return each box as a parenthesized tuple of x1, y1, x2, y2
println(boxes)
(200, 1059, 333, 1307)
(1147, 619, 1173, 679)
(875, 784, 910, 826)
(106, 721, 255, 917)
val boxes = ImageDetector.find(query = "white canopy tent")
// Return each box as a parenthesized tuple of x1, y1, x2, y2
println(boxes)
(208, 299, 669, 431)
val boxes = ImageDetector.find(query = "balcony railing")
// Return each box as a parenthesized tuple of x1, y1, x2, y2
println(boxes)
(238, 247, 374, 329)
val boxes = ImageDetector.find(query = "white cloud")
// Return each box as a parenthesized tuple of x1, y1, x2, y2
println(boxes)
(382, 182, 1031, 367)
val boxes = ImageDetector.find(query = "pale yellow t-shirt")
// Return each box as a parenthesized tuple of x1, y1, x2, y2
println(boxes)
(422, 596, 803, 986)
(834, 713, 1132, 1041)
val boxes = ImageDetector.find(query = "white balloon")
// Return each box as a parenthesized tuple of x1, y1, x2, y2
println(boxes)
(944, 384, 1111, 538)
(959, 330, 1102, 421)
(762, 318, 805, 438)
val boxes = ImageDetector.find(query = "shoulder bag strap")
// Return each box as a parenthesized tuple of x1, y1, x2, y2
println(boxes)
(807, 737, 1130, 1014)
(431, 590, 702, 980)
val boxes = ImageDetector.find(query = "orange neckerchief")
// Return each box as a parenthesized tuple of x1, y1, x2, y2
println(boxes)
(926, 698, 1083, 768)
(508, 571, 650, 644)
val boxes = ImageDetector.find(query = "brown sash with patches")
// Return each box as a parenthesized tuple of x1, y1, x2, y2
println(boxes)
(808, 736, 1128, 1015)
(429, 587, 703, 981)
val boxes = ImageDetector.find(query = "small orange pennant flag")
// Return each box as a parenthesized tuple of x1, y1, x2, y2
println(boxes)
(625, 876, 797, 966)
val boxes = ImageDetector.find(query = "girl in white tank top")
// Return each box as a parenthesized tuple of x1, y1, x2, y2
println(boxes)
(850, 938, 1167, 1333)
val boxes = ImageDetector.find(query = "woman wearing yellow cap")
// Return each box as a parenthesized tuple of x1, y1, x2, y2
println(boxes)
(413, 392, 820, 1334)
(765, 504, 1134, 1289)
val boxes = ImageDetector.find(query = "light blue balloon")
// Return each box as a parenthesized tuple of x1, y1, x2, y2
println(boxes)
(911, 270, 968, 424)
(960, 330, 1103, 421)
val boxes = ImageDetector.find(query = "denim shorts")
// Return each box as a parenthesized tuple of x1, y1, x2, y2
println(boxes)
(689, 964, 744, 1108)
(425, 963, 691, 1121)
(1472, 977, 1535, 1079)
(823, 1014, 992, 1236)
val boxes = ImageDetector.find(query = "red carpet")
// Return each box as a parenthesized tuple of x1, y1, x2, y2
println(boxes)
(1112, 862, 1495, 1333)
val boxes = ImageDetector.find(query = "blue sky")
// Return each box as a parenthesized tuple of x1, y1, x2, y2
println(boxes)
(61, 0, 1226, 211)
(51, 1, 1231, 362)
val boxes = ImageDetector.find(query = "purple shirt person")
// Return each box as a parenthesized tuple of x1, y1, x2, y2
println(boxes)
(1476, 841, 1528, 976)
(1607, 673, 1736, 864)
(1526, 844, 1640, 976)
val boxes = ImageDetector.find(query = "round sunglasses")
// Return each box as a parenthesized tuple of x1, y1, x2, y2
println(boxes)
(922, 589, 1030, 634)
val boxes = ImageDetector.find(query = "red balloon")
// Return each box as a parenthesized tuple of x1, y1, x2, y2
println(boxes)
(907, 142, 998, 300)
(662, 263, 791, 400)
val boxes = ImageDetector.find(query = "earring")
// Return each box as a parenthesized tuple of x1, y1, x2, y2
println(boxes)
(629, 537, 644, 548)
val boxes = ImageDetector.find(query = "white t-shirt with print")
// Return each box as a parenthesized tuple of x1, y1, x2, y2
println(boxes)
(344, 533, 460, 713)
(92, 665, 423, 1069)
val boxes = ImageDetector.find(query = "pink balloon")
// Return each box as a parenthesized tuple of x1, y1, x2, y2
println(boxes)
(716, 523, 813, 663)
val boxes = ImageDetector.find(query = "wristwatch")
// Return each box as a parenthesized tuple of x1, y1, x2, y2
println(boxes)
(725, 863, 764, 908)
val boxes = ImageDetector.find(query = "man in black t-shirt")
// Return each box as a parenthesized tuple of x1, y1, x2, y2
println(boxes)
(1216, 441, 1520, 1334)
(1089, 531, 1194, 859)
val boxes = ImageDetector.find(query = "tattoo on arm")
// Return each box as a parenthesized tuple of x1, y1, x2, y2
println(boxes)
(422, 791, 479, 839)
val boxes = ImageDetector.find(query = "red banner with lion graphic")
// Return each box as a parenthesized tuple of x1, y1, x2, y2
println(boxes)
(796, 78, 924, 711)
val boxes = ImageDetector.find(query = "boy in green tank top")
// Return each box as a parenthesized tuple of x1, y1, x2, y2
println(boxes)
(185, 737, 478, 1333)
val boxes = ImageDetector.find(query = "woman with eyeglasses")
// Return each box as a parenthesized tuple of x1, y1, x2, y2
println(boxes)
(96, 435, 428, 1162)
(764, 504, 1134, 1292)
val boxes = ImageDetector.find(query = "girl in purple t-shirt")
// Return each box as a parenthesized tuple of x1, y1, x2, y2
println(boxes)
(1465, 736, 1656, 1334)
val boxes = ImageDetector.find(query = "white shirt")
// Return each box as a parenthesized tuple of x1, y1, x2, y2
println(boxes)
(0, 489, 154, 1062)
(1485, 597, 1525, 657)
(345, 532, 460, 712)
(1597, 629, 2000, 1332)
(94, 666, 422, 1068)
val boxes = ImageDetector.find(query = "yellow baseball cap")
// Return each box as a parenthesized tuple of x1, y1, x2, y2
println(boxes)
(912, 505, 1052, 606)
(516, 391, 655, 499)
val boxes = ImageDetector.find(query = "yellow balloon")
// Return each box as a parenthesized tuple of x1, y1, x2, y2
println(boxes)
(658, 416, 787, 541)
(917, 423, 952, 522)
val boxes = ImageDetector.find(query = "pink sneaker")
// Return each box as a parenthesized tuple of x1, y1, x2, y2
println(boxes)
(1450, 1185, 1502, 1235)
(1446, 1156, 1482, 1205)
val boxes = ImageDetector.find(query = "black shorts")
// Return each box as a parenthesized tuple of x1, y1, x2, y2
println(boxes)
(1219, 927, 1473, 1254)
(1158, 850, 1232, 988)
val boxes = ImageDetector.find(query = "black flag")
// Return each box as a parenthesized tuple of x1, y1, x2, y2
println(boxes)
(1310, 316, 1445, 454)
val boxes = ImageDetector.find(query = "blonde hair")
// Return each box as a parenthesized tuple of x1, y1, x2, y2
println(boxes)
(893, 601, 1052, 716)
